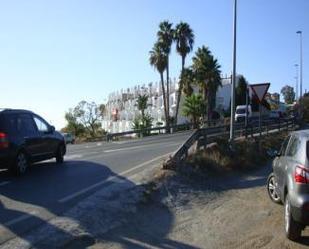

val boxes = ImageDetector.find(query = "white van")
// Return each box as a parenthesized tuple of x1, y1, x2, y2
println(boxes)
(235, 105, 252, 122)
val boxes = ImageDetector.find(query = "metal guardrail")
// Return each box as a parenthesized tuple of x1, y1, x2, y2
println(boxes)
(163, 118, 296, 169)
(106, 123, 192, 141)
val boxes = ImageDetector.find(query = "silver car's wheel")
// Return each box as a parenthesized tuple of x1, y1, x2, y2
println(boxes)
(267, 173, 282, 204)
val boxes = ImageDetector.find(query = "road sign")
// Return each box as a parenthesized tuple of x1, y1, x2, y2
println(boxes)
(250, 83, 270, 103)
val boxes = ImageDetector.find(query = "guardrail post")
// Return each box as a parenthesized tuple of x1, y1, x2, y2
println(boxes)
(278, 119, 280, 131)
(266, 122, 269, 135)
(251, 125, 253, 138)
(203, 129, 207, 149)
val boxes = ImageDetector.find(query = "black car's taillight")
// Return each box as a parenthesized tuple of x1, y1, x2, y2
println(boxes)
(0, 132, 9, 149)
(294, 165, 309, 184)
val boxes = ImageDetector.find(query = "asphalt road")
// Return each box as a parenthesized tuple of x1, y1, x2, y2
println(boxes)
(0, 131, 193, 245)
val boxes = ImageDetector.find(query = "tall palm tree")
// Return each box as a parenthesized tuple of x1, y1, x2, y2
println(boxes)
(181, 67, 194, 97)
(149, 42, 168, 125)
(157, 21, 174, 127)
(174, 22, 194, 123)
(192, 46, 221, 121)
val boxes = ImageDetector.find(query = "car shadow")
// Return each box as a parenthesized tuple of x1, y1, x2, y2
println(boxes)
(0, 160, 195, 249)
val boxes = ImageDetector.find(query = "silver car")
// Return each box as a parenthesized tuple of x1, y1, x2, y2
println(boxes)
(62, 132, 75, 144)
(267, 130, 309, 240)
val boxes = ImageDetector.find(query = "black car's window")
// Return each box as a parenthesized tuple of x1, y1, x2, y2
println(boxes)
(0, 115, 5, 131)
(286, 136, 300, 157)
(34, 116, 49, 133)
(5, 114, 18, 133)
(17, 114, 38, 136)
(280, 136, 291, 156)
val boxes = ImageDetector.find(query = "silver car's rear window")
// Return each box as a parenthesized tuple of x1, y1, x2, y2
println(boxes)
(307, 140, 309, 161)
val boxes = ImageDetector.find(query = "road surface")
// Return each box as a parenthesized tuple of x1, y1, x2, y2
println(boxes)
(0, 131, 193, 245)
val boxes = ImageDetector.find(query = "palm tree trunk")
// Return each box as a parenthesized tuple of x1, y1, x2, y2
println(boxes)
(207, 89, 211, 124)
(166, 56, 170, 129)
(160, 72, 168, 128)
(175, 56, 185, 125)
(203, 86, 208, 123)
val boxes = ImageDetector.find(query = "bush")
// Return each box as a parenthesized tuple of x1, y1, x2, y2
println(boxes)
(186, 133, 286, 174)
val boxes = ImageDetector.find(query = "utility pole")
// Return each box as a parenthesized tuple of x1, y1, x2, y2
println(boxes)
(296, 31, 303, 99)
(294, 64, 299, 100)
(230, 0, 237, 143)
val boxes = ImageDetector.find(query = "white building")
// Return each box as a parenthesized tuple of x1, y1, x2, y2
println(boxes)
(102, 76, 242, 133)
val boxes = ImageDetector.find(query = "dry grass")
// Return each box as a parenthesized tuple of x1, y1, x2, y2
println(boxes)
(186, 132, 287, 174)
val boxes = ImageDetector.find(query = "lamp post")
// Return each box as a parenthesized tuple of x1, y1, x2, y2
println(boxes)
(230, 0, 237, 143)
(296, 31, 303, 99)
(294, 63, 299, 100)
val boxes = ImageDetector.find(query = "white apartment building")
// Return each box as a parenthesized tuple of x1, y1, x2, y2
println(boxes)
(102, 76, 240, 133)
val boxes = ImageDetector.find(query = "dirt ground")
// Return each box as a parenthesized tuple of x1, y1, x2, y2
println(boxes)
(81, 162, 309, 249)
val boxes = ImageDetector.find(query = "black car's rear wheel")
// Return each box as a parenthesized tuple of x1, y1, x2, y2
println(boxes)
(285, 194, 301, 241)
(56, 144, 65, 164)
(267, 173, 282, 204)
(10, 152, 29, 176)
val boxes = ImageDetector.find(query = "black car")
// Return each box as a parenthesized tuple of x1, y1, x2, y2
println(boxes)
(0, 109, 66, 175)
(267, 130, 309, 240)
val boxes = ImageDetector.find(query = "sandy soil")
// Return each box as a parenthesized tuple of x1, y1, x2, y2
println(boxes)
(85, 163, 309, 249)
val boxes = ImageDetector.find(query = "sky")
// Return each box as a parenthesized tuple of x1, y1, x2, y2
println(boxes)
(0, 0, 308, 129)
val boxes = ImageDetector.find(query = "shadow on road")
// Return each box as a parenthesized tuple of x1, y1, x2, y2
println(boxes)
(0, 160, 194, 249)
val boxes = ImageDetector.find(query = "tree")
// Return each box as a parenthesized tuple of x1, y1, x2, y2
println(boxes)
(136, 94, 149, 119)
(63, 111, 85, 137)
(281, 85, 295, 104)
(235, 76, 249, 106)
(192, 46, 221, 120)
(98, 104, 106, 118)
(182, 94, 206, 129)
(73, 101, 102, 137)
(157, 21, 174, 127)
(149, 42, 168, 127)
(174, 22, 195, 123)
(134, 94, 153, 134)
(302, 96, 309, 122)
(132, 114, 153, 134)
(181, 67, 195, 97)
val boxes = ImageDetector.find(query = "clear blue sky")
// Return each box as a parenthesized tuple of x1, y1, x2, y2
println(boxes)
(0, 0, 308, 129)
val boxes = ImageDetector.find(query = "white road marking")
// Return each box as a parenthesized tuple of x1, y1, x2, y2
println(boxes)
(4, 211, 37, 227)
(64, 154, 83, 159)
(58, 152, 172, 203)
(103, 142, 179, 153)
(0, 181, 10, 187)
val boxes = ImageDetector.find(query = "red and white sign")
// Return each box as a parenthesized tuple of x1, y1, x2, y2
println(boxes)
(250, 83, 270, 103)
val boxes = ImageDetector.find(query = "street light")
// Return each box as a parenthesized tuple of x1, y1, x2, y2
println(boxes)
(230, 0, 237, 143)
(296, 31, 303, 99)
(294, 63, 299, 100)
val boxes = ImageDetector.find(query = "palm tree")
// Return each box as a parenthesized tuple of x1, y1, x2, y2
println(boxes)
(174, 22, 194, 123)
(157, 21, 174, 127)
(182, 94, 205, 129)
(236, 76, 249, 106)
(192, 46, 221, 121)
(136, 94, 149, 119)
(149, 42, 168, 125)
(181, 67, 194, 97)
